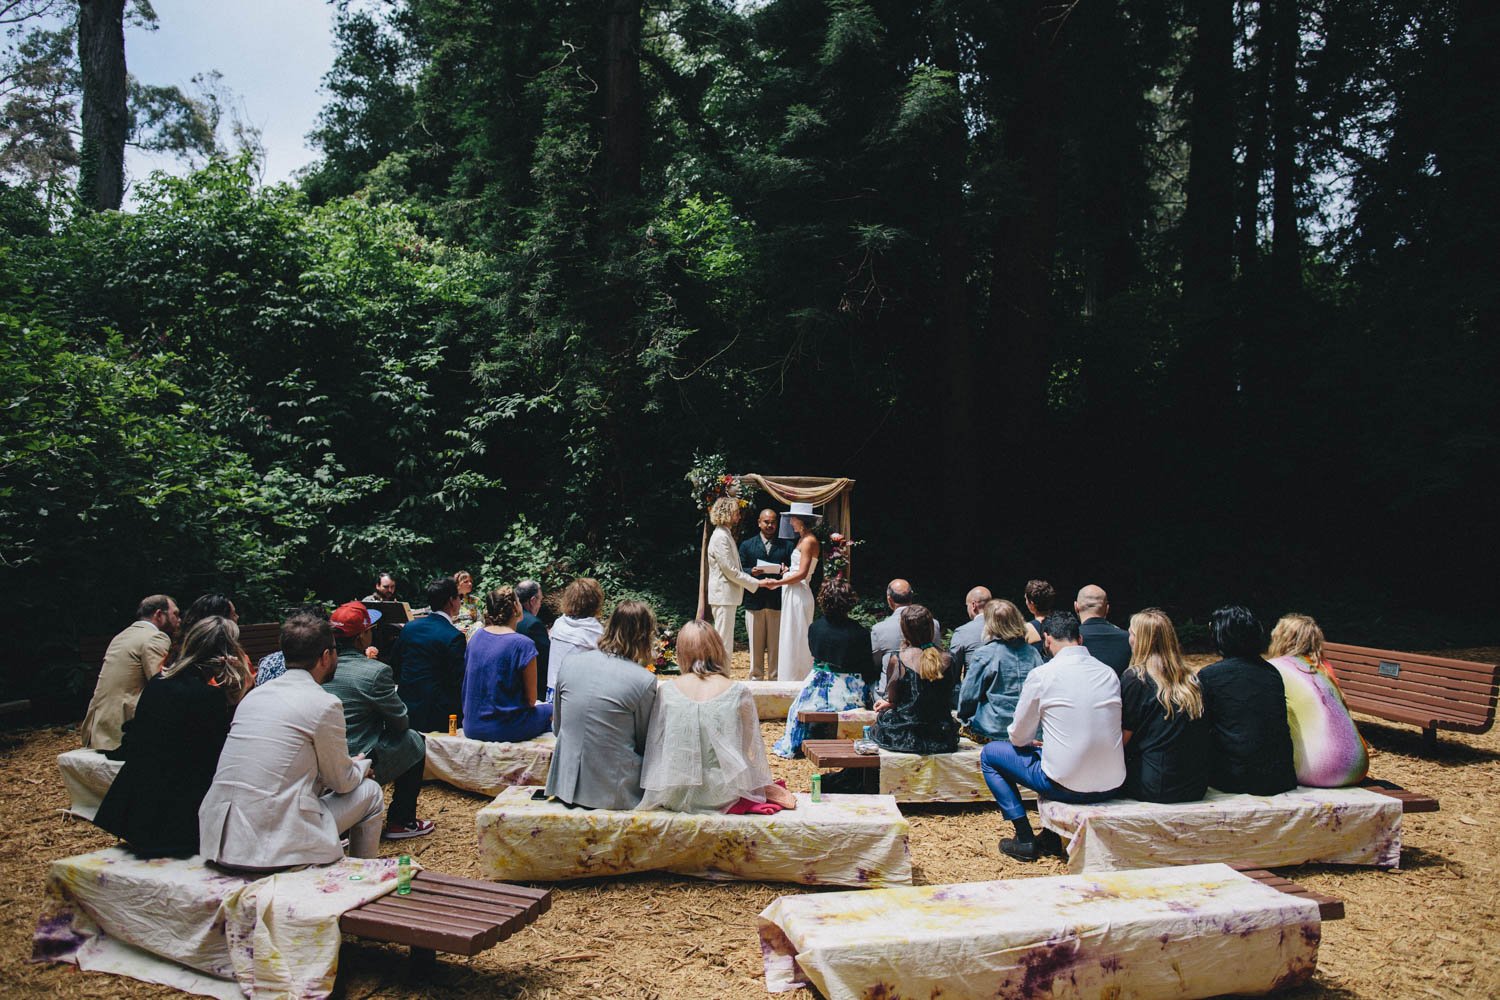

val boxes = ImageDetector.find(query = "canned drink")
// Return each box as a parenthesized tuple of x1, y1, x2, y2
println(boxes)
(862, 725, 873, 741)
(448, 714, 458, 736)
(810, 773, 822, 802)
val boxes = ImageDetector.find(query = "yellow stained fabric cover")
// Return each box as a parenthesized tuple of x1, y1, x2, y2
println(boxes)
(421, 731, 553, 795)
(476, 787, 910, 887)
(877, 738, 992, 804)
(758, 863, 1322, 1000)
(32, 848, 406, 998)
(741, 679, 805, 720)
(57, 748, 123, 820)
(1041, 785, 1403, 873)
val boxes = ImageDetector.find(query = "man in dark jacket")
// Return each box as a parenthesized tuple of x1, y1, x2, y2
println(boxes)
(1197, 605, 1297, 795)
(395, 577, 468, 732)
(740, 509, 793, 680)
(1076, 584, 1131, 676)
(515, 579, 553, 695)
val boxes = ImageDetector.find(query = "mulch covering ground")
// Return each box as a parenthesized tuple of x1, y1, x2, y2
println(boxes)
(2, 648, 1496, 999)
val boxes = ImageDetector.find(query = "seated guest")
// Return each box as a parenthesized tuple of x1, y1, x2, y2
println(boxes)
(1022, 579, 1056, 658)
(1120, 609, 1210, 802)
(364, 571, 400, 604)
(516, 579, 552, 695)
(199, 613, 386, 868)
(463, 586, 553, 743)
(958, 599, 1044, 742)
(81, 594, 181, 751)
(640, 621, 797, 812)
(1076, 584, 1131, 675)
(254, 602, 325, 687)
(773, 578, 877, 758)
(1267, 613, 1370, 787)
(324, 601, 434, 841)
(1197, 605, 1298, 795)
(948, 585, 994, 682)
(548, 577, 606, 698)
(453, 570, 481, 632)
(165, 593, 248, 672)
(870, 579, 941, 702)
(396, 577, 468, 732)
(545, 600, 660, 809)
(870, 606, 960, 755)
(94, 617, 253, 857)
(980, 611, 1125, 861)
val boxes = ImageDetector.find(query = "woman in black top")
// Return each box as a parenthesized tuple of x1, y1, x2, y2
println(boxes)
(870, 605, 959, 755)
(93, 616, 253, 857)
(1119, 609, 1209, 802)
(1022, 579, 1055, 662)
(773, 579, 873, 757)
(1196, 605, 1298, 795)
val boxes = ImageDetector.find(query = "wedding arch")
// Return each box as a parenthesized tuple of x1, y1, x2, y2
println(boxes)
(695, 474, 855, 620)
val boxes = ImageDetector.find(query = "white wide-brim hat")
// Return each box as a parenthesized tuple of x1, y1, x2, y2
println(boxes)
(778, 502, 822, 538)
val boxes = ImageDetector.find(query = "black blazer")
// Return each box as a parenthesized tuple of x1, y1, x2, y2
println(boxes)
(1198, 656, 1298, 795)
(1080, 617, 1132, 676)
(518, 611, 552, 692)
(740, 533, 794, 611)
(94, 669, 232, 858)
(395, 613, 468, 732)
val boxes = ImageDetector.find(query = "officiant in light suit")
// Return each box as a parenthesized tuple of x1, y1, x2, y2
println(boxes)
(740, 508, 792, 680)
(706, 497, 763, 656)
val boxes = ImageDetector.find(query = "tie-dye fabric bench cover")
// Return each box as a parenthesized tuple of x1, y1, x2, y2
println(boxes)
(758, 863, 1324, 1000)
(741, 680, 806, 720)
(796, 708, 879, 739)
(31, 847, 404, 999)
(476, 787, 910, 887)
(1041, 785, 1404, 873)
(421, 731, 554, 795)
(878, 739, 990, 803)
(56, 749, 123, 821)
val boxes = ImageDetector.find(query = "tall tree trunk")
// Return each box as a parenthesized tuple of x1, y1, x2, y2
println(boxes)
(988, 0, 1064, 448)
(602, 0, 643, 202)
(1237, 0, 1272, 279)
(1177, 0, 1237, 409)
(77, 0, 128, 211)
(1268, 0, 1300, 292)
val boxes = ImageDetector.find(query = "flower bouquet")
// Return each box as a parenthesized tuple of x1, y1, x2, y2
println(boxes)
(685, 453, 750, 512)
(651, 626, 680, 675)
(822, 531, 861, 580)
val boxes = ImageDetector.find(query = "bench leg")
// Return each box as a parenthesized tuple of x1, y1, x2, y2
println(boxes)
(409, 946, 437, 978)
(1423, 727, 1438, 749)
(861, 767, 880, 795)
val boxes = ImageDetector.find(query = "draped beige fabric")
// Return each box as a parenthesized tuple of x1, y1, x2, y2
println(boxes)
(696, 475, 854, 619)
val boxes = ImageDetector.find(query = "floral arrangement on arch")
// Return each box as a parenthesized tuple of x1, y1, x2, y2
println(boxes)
(651, 625, 680, 675)
(822, 531, 861, 581)
(685, 453, 750, 512)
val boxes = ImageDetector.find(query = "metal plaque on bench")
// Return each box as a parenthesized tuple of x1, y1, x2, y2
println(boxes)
(1378, 660, 1401, 678)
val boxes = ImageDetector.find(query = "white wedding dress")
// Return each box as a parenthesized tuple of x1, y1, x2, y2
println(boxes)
(776, 548, 816, 682)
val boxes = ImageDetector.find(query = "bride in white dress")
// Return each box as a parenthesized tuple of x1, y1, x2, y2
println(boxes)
(764, 504, 821, 683)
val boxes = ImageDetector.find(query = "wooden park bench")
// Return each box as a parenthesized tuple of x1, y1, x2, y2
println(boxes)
(339, 870, 552, 973)
(1325, 642, 1499, 747)
(80, 621, 283, 671)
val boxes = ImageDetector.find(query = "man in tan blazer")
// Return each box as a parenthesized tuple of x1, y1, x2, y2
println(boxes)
(706, 496, 762, 655)
(80, 595, 180, 751)
(198, 613, 385, 870)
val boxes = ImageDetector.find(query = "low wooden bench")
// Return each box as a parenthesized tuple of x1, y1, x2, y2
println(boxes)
(1325, 642, 1499, 747)
(339, 870, 551, 972)
(1228, 862, 1345, 920)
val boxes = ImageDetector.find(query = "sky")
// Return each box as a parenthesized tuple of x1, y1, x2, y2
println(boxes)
(123, 0, 337, 199)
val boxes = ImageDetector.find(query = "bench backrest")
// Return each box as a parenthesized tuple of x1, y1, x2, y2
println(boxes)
(1325, 642, 1499, 732)
(79, 622, 283, 670)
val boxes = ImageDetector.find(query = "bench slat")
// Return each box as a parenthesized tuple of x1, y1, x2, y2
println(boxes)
(339, 910, 494, 955)
(339, 872, 552, 958)
(413, 870, 554, 909)
(1228, 865, 1345, 921)
(1325, 643, 1500, 679)
(1344, 691, 1492, 732)
(1336, 674, 1496, 717)
(803, 740, 876, 770)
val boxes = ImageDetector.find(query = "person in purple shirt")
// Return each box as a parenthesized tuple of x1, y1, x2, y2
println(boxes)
(462, 586, 553, 742)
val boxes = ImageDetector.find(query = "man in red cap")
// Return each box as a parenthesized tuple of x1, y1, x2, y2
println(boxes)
(323, 601, 434, 840)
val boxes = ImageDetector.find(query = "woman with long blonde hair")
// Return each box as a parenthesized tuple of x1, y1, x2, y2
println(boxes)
(637, 621, 796, 812)
(1120, 609, 1210, 802)
(959, 599, 1045, 742)
(1267, 613, 1369, 787)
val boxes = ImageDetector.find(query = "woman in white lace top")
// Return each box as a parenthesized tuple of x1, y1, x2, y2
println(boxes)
(638, 621, 798, 813)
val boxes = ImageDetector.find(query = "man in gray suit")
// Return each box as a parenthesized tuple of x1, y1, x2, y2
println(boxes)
(545, 601, 660, 810)
(870, 579, 941, 704)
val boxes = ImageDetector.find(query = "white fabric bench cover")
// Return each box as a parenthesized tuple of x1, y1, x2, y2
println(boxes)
(758, 862, 1322, 1000)
(1041, 785, 1403, 873)
(57, 748, 123, 820)
(878, 738, 991, 803)
(741, 680, 805, 720)
(31, 847, 404, 999)
(476, 787, 910, 887)
(421, 731, 553, 795)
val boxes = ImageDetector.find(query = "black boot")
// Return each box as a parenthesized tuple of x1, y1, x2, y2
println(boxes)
(1000, 817, 1038, 861)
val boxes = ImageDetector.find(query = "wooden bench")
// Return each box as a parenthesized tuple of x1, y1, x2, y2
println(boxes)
(1228, 862, 1345, 920)
(339, 870, 551, 972)
(803, 738, 881, 793)
(1325, 642, 1499, 746)
(80, 621, 283, 670)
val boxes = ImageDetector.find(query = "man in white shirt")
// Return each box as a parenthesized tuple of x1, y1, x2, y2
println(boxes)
(978, 610, 1125, 861)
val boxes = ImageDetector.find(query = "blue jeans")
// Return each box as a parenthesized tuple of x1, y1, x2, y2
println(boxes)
(980, 740, 1121, 821)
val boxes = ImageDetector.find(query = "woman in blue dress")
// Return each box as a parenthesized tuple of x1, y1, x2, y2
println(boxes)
(772, 578, 875, 758)
(462, 586, 553, 742)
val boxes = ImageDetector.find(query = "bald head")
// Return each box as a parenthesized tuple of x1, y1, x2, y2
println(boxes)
(1075, 584, 1109, 621)
(756, 508, 778, 539)
(886, 579, 913, 610)
(965, 586, 992, 619)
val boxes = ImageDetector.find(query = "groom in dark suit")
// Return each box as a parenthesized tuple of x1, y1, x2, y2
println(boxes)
(740, 509, 793, 680)
(395, 577, 468, 732)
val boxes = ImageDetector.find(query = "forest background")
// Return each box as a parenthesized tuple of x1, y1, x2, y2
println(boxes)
(2, 0, 1495, 708)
